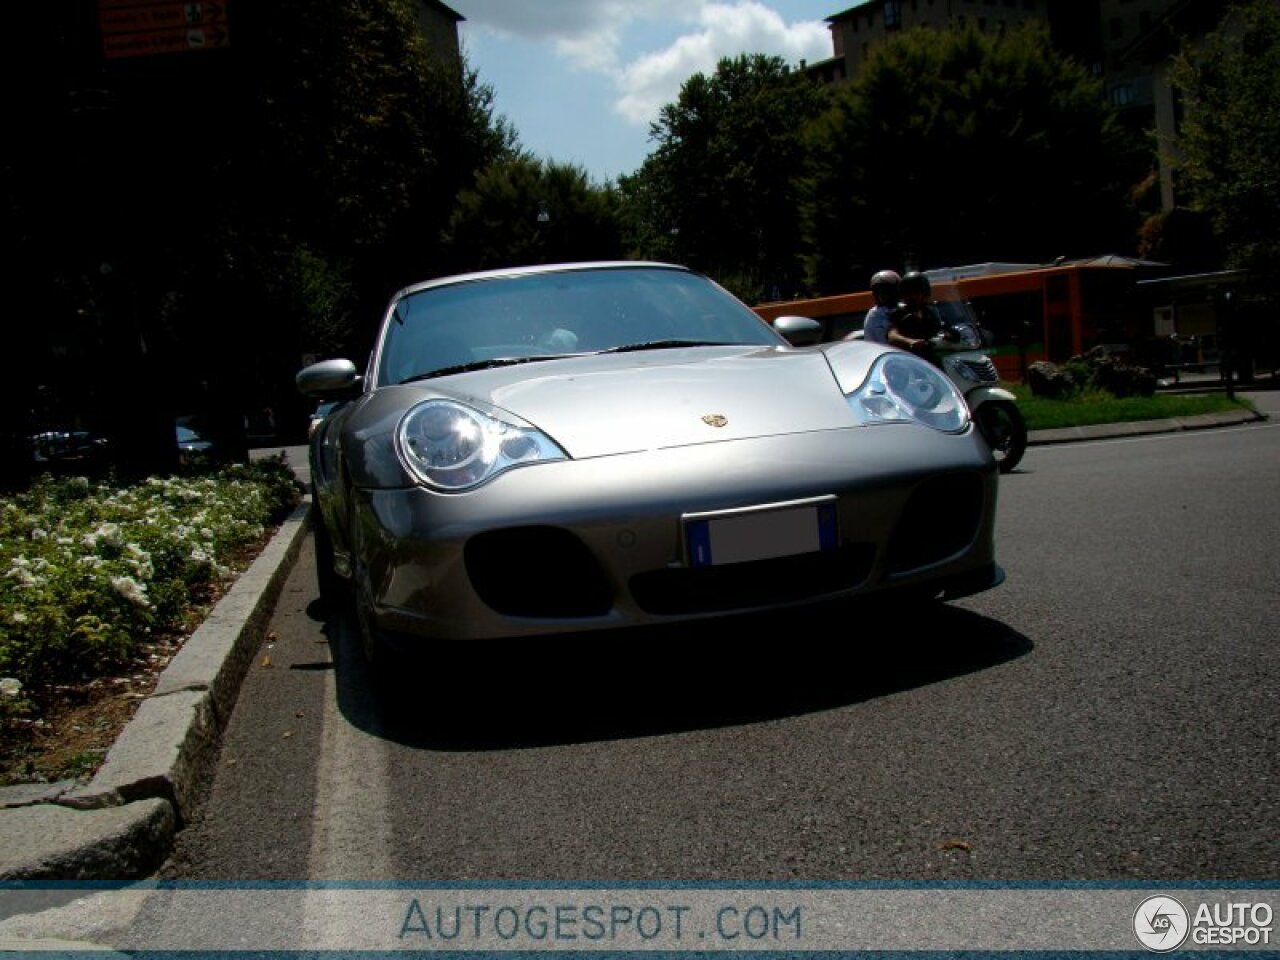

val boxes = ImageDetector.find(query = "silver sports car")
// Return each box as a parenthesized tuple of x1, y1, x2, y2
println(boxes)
(297, 262, 1003, 662)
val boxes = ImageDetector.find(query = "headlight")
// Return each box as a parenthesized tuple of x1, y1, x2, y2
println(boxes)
(950, 322, 984, 350)
(395, 399, 566, 491)
(848, 353, 969, 433)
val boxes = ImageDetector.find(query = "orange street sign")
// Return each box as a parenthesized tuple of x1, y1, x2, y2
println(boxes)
(99, 1, 226, 34)
(102, 23, 230, 58)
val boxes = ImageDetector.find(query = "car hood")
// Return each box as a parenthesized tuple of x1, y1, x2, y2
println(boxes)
(333, 343, 887, 488)
(412, 344, 877, 459)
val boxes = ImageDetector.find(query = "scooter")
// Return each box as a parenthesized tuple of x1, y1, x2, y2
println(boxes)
(925, 301, 1027, 473)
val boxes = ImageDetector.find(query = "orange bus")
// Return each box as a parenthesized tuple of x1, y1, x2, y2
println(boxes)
(754, 260, 1152, 382)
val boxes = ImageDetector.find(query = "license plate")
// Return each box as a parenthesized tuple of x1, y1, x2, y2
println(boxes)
(685, 499, 838, 568)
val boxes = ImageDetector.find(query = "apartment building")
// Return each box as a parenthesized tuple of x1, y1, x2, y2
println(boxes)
(807, 0, 1236, 210)
(1108, 0, 1244, 210)
(808, 0, 1049, 84)
(416, 0, 465, 70)
(811, 0, 1196, 107)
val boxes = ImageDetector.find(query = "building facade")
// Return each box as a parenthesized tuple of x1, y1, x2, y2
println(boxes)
(808, 0, 1243, 212)
(416, 0, 464, 70)
(811, 0, 1049, 84)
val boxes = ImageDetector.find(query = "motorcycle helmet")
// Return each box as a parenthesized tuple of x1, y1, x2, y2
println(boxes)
(870, 269, 902, 302)
(900, 271, 932, 299)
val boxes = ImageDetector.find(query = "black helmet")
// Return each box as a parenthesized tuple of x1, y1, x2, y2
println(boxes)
(900, 271, 931, 298)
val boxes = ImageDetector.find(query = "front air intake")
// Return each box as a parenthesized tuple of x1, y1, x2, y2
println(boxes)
(465, 526, 612, 617)
(885, 472, 985, 573)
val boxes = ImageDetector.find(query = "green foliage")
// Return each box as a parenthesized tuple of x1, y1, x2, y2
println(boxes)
(1013, 383, 1249, 432)
(6, 1, 518, 471)
(445, 158, 624, 271)
(804, 23, 1144, 293)
(172, 4, 520, 360)
(624, 54, 831, 300)
(1136, 206, 1223, 271)
(1169, 0, 1280, 287)
(0, 460, 302, 726)
(1027, 350, 1156, 401)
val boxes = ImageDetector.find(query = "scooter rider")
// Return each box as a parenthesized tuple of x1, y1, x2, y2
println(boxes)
(888, 270, 943, 362)
(853, 269, 902, 344)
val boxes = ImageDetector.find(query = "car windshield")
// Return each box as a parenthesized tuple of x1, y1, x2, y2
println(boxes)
(375, 265, 783, 386)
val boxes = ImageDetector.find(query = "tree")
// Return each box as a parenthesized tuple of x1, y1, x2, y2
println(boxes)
(445, 157, 623, 271)
(804, 23, 1145, 293)
(1168, 0, 1280, 288)
(3, 0, 514, 480)
(203, 2, 518, 354)
(624, 54, 830, 302)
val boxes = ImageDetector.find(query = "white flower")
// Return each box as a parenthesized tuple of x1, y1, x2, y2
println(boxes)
(4, 557, 41, 588)
(111, 575, 150, 608)
(29, 527, 48, 540)
(0, 678, 22, 699)
(125, 543, 154, 579)
(10, 611, 27, 625)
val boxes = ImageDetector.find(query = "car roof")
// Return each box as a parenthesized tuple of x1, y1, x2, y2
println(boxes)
(389, 261, 693, 302)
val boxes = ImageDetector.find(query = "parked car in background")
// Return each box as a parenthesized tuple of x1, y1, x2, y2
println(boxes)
(28, 429, 109, 465)
(298, 261, 1004, 668)
(308, 401, 342, 439)
(175, 421, 216, 464)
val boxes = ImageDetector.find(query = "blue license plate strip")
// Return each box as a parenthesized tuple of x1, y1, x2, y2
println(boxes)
(686, 500, 838, 568)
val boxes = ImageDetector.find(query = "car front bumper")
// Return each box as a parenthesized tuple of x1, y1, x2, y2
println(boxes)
(342, 424, 1001, 642)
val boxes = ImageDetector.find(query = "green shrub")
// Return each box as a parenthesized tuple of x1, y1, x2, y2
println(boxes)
(0, 458, 302, 726)
(1027, 349, 1156, 400)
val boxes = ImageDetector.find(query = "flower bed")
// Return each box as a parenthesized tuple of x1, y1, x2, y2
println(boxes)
(0, 457, 303, 782)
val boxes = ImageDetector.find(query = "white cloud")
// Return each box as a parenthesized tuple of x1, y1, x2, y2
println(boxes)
(454, 0, 697, 71)
(614, 3, 831, 126)
(453, 1, 832, 129)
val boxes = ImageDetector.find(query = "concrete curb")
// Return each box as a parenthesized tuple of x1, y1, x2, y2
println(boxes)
(1027, 407, 1266, 446)
(0, 499, 311, 881)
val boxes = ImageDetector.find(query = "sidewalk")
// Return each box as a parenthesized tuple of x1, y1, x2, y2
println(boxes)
(0, 396, 1271, 885)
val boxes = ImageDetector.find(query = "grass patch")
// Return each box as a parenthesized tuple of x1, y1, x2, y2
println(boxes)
(1012, 385, 1255, 432)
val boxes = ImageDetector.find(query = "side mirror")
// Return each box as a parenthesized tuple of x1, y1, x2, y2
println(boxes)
(772, 315, 823, 347)
(296, 358, 361, 398)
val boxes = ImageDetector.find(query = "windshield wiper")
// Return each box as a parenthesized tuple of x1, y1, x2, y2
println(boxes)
(598, 339, 728, 354)
(399, 354, 568, 384)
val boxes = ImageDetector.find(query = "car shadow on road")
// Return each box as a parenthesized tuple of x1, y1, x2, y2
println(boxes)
(323, 599, 1032, 752)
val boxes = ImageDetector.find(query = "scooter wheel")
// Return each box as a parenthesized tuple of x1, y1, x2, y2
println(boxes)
(976, 400, 1027, 473)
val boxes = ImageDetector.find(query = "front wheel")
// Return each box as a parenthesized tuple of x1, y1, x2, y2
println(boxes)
(975, 400, 1027, 474)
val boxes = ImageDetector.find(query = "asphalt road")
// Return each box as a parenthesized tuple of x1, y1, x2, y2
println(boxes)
(171, 413, 1279, 882)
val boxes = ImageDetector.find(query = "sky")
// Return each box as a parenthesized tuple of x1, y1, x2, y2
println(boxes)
(450, 0, 843, 184)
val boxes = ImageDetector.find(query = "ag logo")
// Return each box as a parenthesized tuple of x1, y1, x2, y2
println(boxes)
(1133, 895, 1190, 952)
